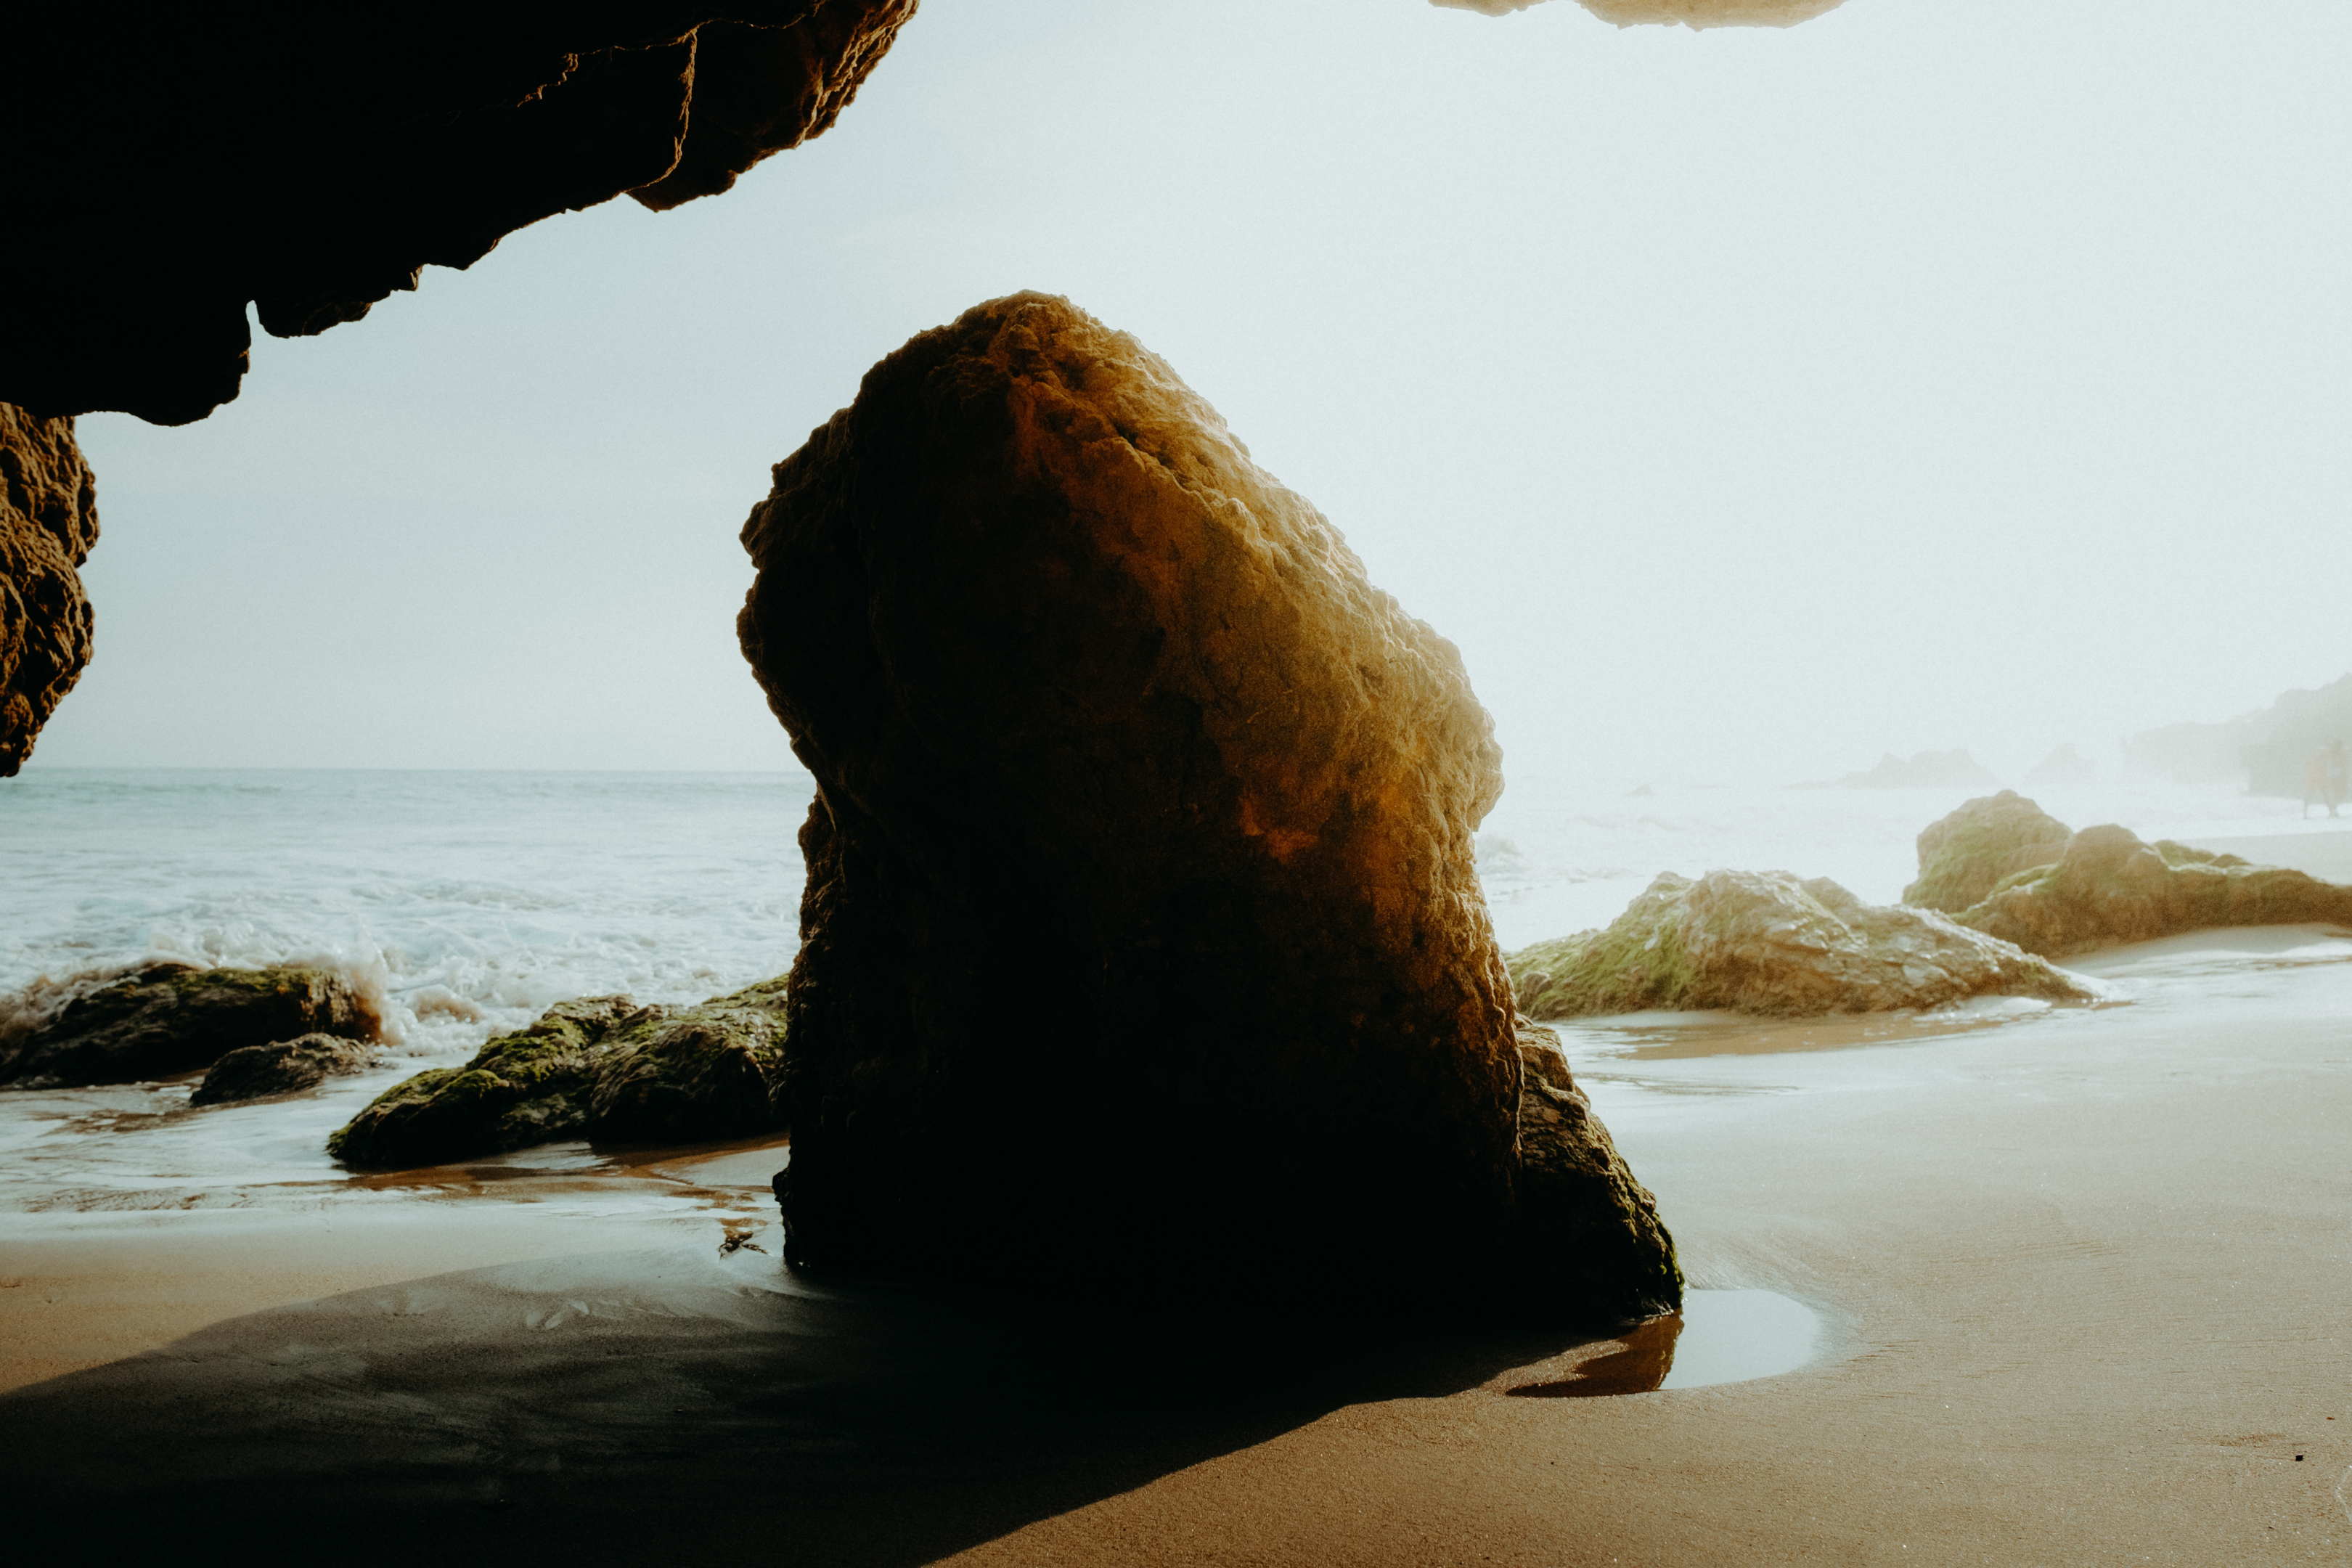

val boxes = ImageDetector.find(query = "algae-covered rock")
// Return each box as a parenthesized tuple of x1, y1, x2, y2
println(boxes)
(1954, 824, 2352, 958)
(192, 1032, 378, 1106)
(329, 983, 788, 1169)
(1511, 1022, 1680, 1322)
(589, 976, 791, 1144)
(1508, 869, 2094, 1021)
(1904, 790, 2075, 914)
(0, 963, 382, 1089)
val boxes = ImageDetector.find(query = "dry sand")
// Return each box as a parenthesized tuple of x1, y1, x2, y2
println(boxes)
(4, 867, 2351, 1561)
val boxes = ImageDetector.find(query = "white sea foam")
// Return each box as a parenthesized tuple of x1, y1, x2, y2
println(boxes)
(0, 769, 817, 1065)
(0, 766, 2314, 1064)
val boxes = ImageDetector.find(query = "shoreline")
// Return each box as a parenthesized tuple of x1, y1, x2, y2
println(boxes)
(4, 907, 2351, 1559)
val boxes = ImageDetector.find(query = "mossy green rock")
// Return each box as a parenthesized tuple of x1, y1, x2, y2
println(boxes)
(1509, 869, 2094, 1020)
(1955, 824, 2352, 958)
(1511, 1022, 1680, 1323)
(0, 963, 382, 1090)
(329, 981, 788, 1169)
(1904, 790, 2075, 914)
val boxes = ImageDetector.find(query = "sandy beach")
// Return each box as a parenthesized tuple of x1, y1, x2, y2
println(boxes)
(4, 845, 2350, 1563)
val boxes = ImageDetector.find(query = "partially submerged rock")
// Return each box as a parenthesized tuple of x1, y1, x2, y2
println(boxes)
(0, 963, 382, 1090)
(328, 980, 787, 1169)
(738, 292, 1674, 1320)
(1904, 790, 2074, 914)
(1508, 869, 2094, 1020)
(1954, 825, 2352, 958)
(192, 1033, 378, 1106)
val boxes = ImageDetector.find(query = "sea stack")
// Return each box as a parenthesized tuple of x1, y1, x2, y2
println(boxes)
(737, 292, 1676, 1321)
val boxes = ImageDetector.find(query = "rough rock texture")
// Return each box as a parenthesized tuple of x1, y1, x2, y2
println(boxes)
(1, 1, 918, 426)
(1904, 790, 2075, 914)
(0, 964, 383, 1090)
(738, 291, 1675, 1319)
(1954, 825, 2352, 959)
(0, 407, 99, 775)
(1512, 1023, 1681, 1320)
(1508, 869, 2095, 1021)
(329, 980, 788, 1169)
(1436, 0, 1847, 24)
(192, 1034, 380, 1106)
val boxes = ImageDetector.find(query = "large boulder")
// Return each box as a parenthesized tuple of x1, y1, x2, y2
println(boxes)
(0, 963, 383, 1089)
(1954, 824, 2352, 958)
(1508, 869, 2095, 1020)
(1904, 789, 2075, 914)
(0, 404, 98, 775)
(328, 979, 788, 1169)
(736, 291, 1676, 1320)
(192, 1033, 380, 1106)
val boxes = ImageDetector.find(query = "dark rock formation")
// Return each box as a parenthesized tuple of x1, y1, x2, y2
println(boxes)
(1508, 868, 2094, 1020)
(737, 291, 1675, 1320)
(192, 1034, 380, 1106)
(1511, 1023, 1681, 1320)
(1954, 824, 2352, 958)
(0, 964, 383, 1090)
(1904, 789, 2075, 914)
(0, 407, 98, 775)
(1, 2, 918, 426)
(1839, 748, 2000, 789)
(330, 979, 788, 1169)
(0, 4, 918, 774)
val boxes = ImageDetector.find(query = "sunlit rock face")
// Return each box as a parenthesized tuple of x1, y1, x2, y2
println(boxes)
(1956, 825, 2352, 959)
(0, 1, 918, 427)
(1508, 869, 2094, 1019)
(0, 406, 97, 776)
(1905, 790, 2075, 915)
(739, 293, 1678, 1320)
(1434, 0, 1847, 26)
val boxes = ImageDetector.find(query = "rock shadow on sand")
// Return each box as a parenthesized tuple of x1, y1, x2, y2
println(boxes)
(0, 1244, 1692, 1560)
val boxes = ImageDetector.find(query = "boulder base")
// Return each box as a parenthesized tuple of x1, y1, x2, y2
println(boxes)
(737, 291, 1674, 1320)
(1508, 869, 2095, 1019)
(0, 963, 382, 1089)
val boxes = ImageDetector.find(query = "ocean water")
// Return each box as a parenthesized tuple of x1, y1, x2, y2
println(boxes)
(0, 764, 2322, 1067)
(0, 769, 817, 1061)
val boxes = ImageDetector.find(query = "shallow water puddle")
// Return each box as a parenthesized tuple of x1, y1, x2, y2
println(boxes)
(1505, 1289, 1821, 1397)
(1556, 997, 2080, 1064)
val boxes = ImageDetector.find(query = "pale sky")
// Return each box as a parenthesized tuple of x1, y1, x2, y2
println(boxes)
(34, 0, 2352, 783)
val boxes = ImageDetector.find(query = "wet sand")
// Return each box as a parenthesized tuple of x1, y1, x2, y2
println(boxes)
(5, 922, 2351, 1561)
